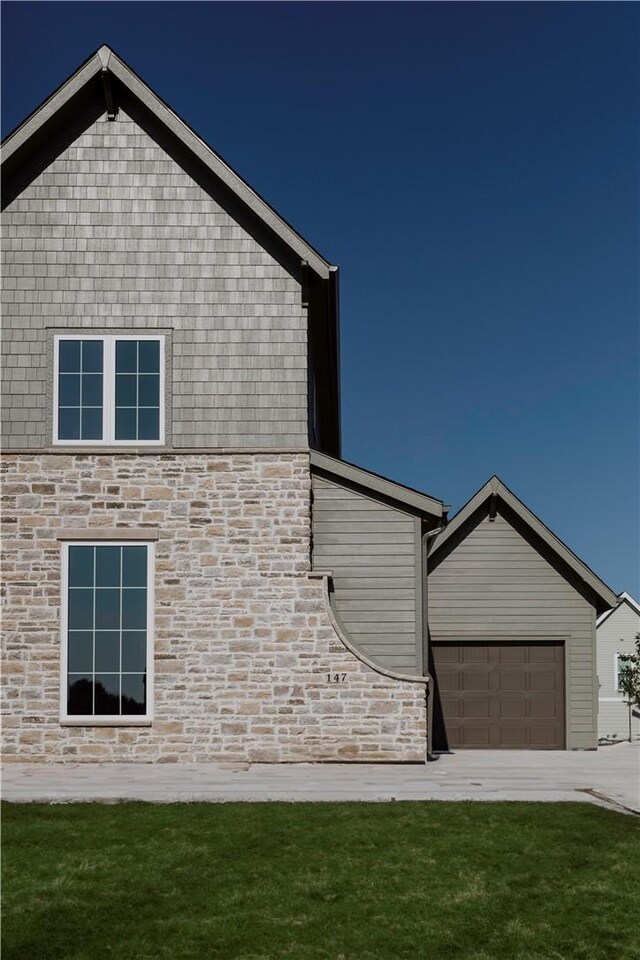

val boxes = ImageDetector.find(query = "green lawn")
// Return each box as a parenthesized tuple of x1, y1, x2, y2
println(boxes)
(2, 801, 639, 960)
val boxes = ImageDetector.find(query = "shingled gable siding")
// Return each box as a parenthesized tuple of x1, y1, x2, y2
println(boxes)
(1, 453, 427, 762)
(311, 474, 422, 675)
(1, 111, 307, 450)
(428, 510, 598, 749)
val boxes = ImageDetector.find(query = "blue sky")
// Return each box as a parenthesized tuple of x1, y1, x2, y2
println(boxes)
(2, 2, 638, 593)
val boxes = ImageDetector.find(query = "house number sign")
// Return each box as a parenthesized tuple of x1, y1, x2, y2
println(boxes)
(327, 673, 347, 683)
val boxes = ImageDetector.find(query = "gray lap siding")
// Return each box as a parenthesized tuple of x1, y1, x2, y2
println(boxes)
(1, 111, 307, 450)
(311, 475, 423, 675)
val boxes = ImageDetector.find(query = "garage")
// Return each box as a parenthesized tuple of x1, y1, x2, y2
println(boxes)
(431, 641, 565, 750)
(427, 477, 618, 751)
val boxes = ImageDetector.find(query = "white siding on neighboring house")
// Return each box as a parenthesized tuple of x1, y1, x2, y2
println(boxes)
(597, 596, 640, 742)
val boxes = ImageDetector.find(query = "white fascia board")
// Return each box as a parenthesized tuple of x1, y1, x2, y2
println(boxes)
(597, 605, 618, 628)
(618, 592, 640, 617)
(597, 593, 640, 628)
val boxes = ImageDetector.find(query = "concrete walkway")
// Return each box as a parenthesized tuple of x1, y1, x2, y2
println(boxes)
(3, 743, 638, 813)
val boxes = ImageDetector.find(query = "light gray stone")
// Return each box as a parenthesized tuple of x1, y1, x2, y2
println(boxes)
(1, 452, 427, 763)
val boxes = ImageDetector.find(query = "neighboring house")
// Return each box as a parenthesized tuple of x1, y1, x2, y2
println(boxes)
(427, 477, 617, 751)
(0, 46, 617, 762)
(596, 593, 640, 743)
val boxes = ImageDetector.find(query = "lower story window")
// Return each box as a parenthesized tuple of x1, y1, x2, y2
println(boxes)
(62, 542, 154, 721)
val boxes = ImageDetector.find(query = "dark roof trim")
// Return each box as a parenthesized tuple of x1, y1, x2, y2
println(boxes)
(430, 475, 618, 612)
(310, 451, 444, 519)
(597, 592, 640, 628)
(2, 45, 334, 280)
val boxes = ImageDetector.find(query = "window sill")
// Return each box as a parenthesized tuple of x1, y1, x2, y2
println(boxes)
(51, 443, 166, 449)
(60, 718, 153, 727)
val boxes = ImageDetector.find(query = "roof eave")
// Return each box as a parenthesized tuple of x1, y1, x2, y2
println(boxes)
(2, 48, 104, 160)
(310, 450, 444, 519)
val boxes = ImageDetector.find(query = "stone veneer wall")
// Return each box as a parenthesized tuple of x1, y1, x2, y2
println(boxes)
(1, 453, 427, 762)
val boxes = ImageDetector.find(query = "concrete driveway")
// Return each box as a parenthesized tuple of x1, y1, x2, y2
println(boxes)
(3, 742, 638, 813)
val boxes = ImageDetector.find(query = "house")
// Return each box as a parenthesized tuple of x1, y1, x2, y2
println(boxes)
(1, 46, 616, 763)
(596, 593, 640, 743)
(427, 477, 617, 751)
(1, 45, 449, 764)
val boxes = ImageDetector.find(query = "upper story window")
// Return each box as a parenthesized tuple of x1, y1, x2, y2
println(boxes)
(54, 335, 164, 444)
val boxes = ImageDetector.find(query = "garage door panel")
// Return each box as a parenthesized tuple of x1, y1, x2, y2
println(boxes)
(499, 646, 527, 664)
(529, 670, 560, 692)
(499, 672, 526, 691)
(498, 697, 527, 719)
(530, 697, 559, 719)
(465, 646, 491, 663)
(445, 700, 462, 719)
(438, 670, 461, 692)
(432, 641, 565, 750)
(461, 671, 490, 691)
(498, 726, 527, 747)
(460, 698, 491, 719)
(436, 645, 461, 663)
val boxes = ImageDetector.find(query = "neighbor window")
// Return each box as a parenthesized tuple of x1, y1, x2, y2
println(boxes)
(61, 543, 154, 722)
(614, 653, 627, 694)
(54, 335, 164, 444)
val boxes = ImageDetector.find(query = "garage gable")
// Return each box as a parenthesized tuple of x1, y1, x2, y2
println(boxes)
(427, 476, 616, 751)
(430, 476, 617, 616)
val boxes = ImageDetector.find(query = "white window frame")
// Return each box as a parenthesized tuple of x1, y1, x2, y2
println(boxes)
(53, 334, 165, 445)
(59, 541, 155, 726)
(614, 652, 627, 695)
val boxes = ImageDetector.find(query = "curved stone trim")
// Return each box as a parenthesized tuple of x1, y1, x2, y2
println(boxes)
(310, 572, 431, 687)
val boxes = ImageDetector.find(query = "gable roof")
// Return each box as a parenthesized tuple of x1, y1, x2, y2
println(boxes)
(597, 592, 640, 628)
(429, 475, 618, 614)
(1, 44, 334, 280)
(310, 451, 445, 520)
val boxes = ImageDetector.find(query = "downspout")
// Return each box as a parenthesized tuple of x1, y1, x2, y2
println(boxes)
(423, 521, 447, 760)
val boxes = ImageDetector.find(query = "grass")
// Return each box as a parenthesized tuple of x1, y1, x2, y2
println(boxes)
(2, 801, 639, 960)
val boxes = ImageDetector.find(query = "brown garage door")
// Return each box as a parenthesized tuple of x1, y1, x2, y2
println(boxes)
(431, 642, 565, 750)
